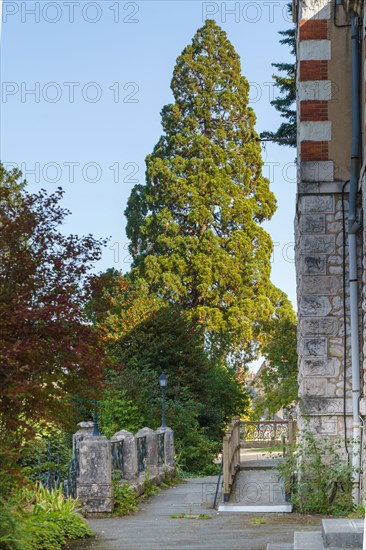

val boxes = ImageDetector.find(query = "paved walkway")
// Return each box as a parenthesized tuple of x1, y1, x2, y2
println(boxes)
(224, 448, 286, 509)
(65, 475, 322, 550)
(228, 469, 287, 508)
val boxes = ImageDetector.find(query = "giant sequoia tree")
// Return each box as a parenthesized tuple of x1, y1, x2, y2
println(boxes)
(126, 20, 278, 358)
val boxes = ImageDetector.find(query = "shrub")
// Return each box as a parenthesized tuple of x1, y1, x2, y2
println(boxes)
(28, 484, 92, 542)
(0, 499, 32, 550)
(278, 429, 354, 515)
(168, 399, 218, 475)
(112, 481, 138, 516)
(0, 484, 92, 550)
(24, 515, 65, 550)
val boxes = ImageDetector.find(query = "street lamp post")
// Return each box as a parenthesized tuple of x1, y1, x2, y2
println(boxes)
(158, 373, 168, 428)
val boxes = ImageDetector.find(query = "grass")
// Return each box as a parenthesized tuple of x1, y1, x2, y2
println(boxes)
(112, 473, 183, 517)
(170, 513, 212, 520)
(250, 517, 267, 525)
(346, 505, 365, 519)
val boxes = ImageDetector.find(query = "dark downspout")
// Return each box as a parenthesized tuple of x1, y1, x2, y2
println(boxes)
(349, 10, 361, 505)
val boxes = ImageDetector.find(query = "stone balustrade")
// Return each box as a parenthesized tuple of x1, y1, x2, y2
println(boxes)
(73, 422, 175, 514)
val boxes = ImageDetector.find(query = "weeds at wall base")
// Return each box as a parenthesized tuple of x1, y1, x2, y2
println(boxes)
(111, 471, 183, 517)
(278, 429, 355, 516)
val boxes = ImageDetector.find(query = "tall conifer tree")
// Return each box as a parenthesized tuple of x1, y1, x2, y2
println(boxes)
(125, 20, 278, 359)
(261, 5, 296, 146)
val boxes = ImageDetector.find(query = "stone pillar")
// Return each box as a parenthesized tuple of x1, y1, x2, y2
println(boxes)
(135, 427, 158, 475)
(155, 427, 166, 468)
(164, 427, 175, 468)
(77, 435, 113, 514)
(111, 430, 137, 481)
(295, 0, 355, 442)
(72, 421, 94, 460)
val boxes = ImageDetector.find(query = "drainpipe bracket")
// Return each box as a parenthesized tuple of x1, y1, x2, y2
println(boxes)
(348, 217, 362, 234)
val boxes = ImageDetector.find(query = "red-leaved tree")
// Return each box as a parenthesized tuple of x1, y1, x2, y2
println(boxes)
(0, 165, 106, 434)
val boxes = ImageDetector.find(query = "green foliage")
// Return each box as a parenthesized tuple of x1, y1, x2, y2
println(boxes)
(0, 499, 31, 550)
(20, 424, 73, 484)
(252, 290, 298, 418)
(0, 431, 25, 502)
(261, 4, 296, 147)
(168, 398, 219, 474)
(199, 362, 249, 441)
(170, 513, 212, 519)
(26, 484, 92, 548)
(125, 19, 278, 360)
(0, 484, 91, 550)
(89, 270, 249, 474)
(31, 483, 77, 514)
(250, 517, 267, 525)
(23, 517, 64, 550)
(160, 473, 182, 488)
(99, 385, 144, 439)
(278, 430, 354, 514)
(141, 471, 161, 498)
(112, 480, 138, 516)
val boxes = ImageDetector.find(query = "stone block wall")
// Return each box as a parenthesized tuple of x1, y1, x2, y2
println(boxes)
(296, 194, 353, 437)
(74, 423, 175, 514)
(295, 0, 358, 440)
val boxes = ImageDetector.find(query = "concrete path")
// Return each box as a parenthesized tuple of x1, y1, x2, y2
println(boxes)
(229, 469, 287, 506)
(240, 448, 282, 469)
(218, 448, 291, 513)
(64, 476, 322, 550)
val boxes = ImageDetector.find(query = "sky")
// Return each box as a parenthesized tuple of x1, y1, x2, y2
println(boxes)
(0, 0, 297, 320)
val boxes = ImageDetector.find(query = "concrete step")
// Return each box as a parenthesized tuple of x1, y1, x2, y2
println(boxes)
(229, 468, 288, 507)
(294, 531, 325, 549)
(322, 519, 363, 549)
(267, 544, 293, 549)
(218, 504, 293, 513)
(240, 460, 280, 469)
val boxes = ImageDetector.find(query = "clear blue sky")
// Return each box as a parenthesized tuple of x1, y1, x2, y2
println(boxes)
(1, 0, 296, 315)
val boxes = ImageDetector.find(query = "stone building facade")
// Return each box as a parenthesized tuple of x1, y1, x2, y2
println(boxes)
(295, 0, 365, 460)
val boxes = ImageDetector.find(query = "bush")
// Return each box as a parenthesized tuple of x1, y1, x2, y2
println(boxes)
(89, 272, 250, 475)
(112, 480, 138, 516)
(24, 515, 65, 550)
(0, 484, 92, 550)
(20, 426, 73, 485)
(278, 429, 354, 515)
(0, 499, 32, 550)
(167, 399, 218, 475)
(99, 384, 144, 439)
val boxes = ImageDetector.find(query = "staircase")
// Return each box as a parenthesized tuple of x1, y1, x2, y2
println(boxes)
(267, 519, 364, 549)
(218, 454, 292, 513)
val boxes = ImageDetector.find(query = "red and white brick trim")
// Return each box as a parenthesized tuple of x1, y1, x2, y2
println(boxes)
(298, 0, 333, 182)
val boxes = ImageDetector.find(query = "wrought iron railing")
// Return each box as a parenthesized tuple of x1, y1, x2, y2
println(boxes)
(240, 420, 297, 448)
(64, 457, 78, 499)
(111, 440, 124, 477)
(36, 442, 78, 499)
(157, 433, 165, 466)
(137, 436, 147, 473)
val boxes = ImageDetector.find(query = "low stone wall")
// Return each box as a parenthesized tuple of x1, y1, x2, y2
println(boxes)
(73, 422, 175, 514)
(131, 467, 176, 498)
